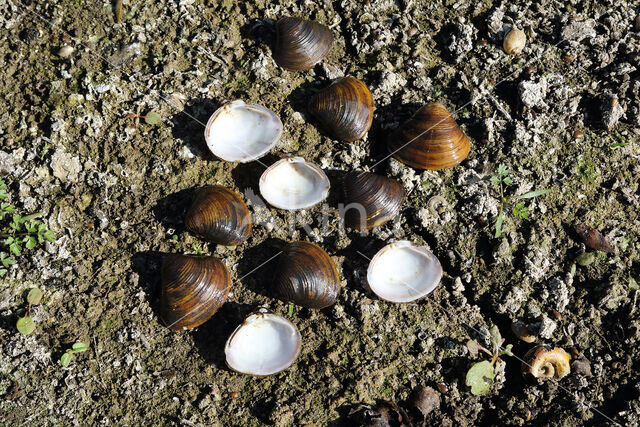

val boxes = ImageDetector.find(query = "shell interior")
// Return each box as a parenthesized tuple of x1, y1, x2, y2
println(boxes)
(205, 100, 282, 162)
(225, 310, 301, 376)
(259, 157, 330, 210)
(367, 241, 443, 303)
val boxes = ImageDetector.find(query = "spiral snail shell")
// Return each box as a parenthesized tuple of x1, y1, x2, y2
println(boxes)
(185, 185, 252, 246)
(522, 345, 571, 379)
(273, 17, 334, 71)
(307, 76, 375, 141)
(274, 241, 340, 309)
(342, 171, 404, 230)
(387, 102, 470, 170)
(160, 254, 230, 331)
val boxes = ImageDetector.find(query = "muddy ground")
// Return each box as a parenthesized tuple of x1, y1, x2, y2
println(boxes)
(1, 0, 639, 425)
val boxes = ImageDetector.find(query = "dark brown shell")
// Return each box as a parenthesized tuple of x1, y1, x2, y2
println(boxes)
(274, 241, 340, 309)
(574, 223, 614, 253)
(273, 17, 333, 71)
(185, 185, 252, 246)
(342, 171, 404, 230)
(160, 254, 230, 330)
(308, 76, 374, 141)
(387, 102, 471, 170)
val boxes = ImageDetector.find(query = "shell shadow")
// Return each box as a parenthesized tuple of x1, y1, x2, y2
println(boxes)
(191, 301, 256, 369)
(170, 97, 221, 160)
(367, 101, 422, 171)
(229, 154, 280, 196)
(240, 18, 276, 49)
(286, 79, 325, 116)
(131, 250, 167, 325)
(234, 238, 287, 301)
(335, 235, 388, 296)
(152, 186, 199, 234)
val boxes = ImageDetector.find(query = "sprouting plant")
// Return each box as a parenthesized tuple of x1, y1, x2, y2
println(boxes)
(465, 326, 513, 395)
(60, 342, 89, 367)
(490, 164, 551, 237)
(1, 178, 55, 275)
(16, 288, 43, 335)
(124, 111, 162, 126)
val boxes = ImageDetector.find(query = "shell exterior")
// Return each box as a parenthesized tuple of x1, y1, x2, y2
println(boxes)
(259, 157, 330, 210)
(522, 345, 571, 379)
(307, 76, 374, 141)
(575, 223, 614, 253)
(274, 241, 340, 309)
(503, 28, 526, 55)
(204, 100, 282, 162)
(225, 308, 301, 376)
(185, 185, 252, 246)
(273, 17, 333, 71)
(367, 241, 443, 303)
(342, 171, 404, 230)
(387, 102, 470, 170)
(160, 254, 230, 331)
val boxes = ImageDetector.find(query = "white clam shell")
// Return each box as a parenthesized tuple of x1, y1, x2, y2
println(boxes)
(259, 157, 330, 210)
(366, 241, 443, 303)
(204, 100, 282, 162)
(224, 309, 301, 376)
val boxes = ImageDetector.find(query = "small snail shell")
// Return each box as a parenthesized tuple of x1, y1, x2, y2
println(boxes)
(307, 76, 374, 141)
(511, 320, 536, 343)
(185, 185, 252, 246)
(503, 28, 526, 55)
(160, 254, 230, 331)
(273, 17, 334, 71)
(387, 102, 471, 170)
(522, 345, 571, 379)
(274, 241, 340, 309)
(342, 171, 404, 230)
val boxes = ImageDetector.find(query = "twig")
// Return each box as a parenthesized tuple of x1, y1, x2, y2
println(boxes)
(115, 0, 123, 23)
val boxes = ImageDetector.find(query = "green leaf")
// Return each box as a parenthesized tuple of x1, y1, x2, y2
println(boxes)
(24, 236, 36, 250)
(576, 252, 595, 266)
(60, 352, 72, 367)
(466, 361, 495, 395)
(0, 252, 14, 267)
(502, 177, 513, 185)
(514, 189, 551, 199)
(610, 142, 628, 148)
(43, 230, 55, 242)
(72, 342, 89, 352)
(27, 288, 43, 305)
(9, 241, 22, 256)
(287, 304, 294, 318)
(16, 316, 36, 335)
(512, 201, 529, 219)
(494, 210, 504, 238)
(489, 176, 500, 185)
(0, 268, 6, 277)
(497, 164, 508, 177)
(502, 344, 513, 357)
(144, 111, 161, 125)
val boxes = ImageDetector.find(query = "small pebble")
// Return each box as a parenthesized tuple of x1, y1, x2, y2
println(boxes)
(58, 45, 74, 58)
(573, 131, 584, 139)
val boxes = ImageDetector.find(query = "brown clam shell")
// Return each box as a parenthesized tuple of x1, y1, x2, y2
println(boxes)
(387, 102, 471, 170)
(342, 171, 404, 230)
(308, 76, 374, 141)
(185, 185, 252, 246)
(274, 241, 340, 309)
(160, 254, 230, 330)
(522, 345, 571, 379)
(574, 223, 614, 253)
(273, 17, 334, 71)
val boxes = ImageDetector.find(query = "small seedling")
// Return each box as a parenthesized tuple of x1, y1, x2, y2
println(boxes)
(1, 178, 55, 271)
(60, 342, 89, 367)
(287, 303, 294, 318)
(465, 326, 513, 395)
(490, 164, 551, 237)
(125, 111, 161, 125)
(16, 288, 43, 335)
